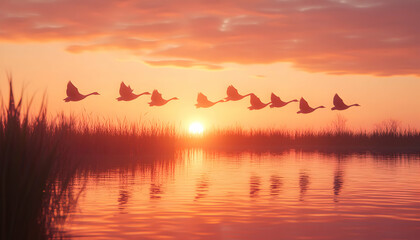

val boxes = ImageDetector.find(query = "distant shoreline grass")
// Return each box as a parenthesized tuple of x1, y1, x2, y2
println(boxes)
(180, 126, 420, 152)
(44, 115, 420, 154)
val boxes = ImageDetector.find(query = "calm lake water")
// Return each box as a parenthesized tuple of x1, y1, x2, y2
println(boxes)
(64, 150, 420, 239)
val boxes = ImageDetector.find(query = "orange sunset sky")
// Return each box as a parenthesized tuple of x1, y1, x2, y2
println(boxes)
(1, 0, 420, 131)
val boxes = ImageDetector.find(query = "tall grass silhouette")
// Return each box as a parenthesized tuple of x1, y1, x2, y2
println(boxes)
(0, 78, 77, 239)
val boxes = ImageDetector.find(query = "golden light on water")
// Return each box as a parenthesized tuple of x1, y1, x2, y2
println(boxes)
(189, 122, 204, 135)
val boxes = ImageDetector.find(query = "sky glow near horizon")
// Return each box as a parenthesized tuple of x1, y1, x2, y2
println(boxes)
(1, 0, 420, 130)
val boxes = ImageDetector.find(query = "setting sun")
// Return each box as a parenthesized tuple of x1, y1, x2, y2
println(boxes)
(189, 122, 204, 135)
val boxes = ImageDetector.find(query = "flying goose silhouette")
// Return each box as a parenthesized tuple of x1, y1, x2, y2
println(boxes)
(248, 94, 271, 110)
(64, 81, 99, 102)
(297, 97, 325, 114)
(331, 94, 360, 110)
(117, 82, 150, 101)
(225, 85, 252, 101)
(148, 90, 178, 106)
(195, 92, 224, 108)
(270, 93, 298, 108)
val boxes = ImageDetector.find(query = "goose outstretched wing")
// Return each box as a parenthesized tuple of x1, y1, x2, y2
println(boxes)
(299, 97, 310, 110)
(197, 92, 209, 103)
(66, 81, 81, 98)
(119, 82, 134, 96)
(151, 90, 163, 102)
(250, 94, 262, 106)
(271, 93, 282, 104)
(227, 85, 239, 97)
(333, 94, 346, 108)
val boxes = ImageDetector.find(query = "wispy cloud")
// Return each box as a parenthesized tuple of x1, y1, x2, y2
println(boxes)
(1, 0, 420, 75)
(145, 59, 222, 70)
(254, 75, 266, 78)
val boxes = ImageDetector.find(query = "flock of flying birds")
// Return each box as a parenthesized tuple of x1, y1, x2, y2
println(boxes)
(64, 81, 360, 114)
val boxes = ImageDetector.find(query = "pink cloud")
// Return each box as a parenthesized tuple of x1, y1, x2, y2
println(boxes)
(1, 0, 420, 76)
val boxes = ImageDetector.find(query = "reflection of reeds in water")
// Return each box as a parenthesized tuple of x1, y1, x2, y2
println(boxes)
(299, 172, 310, 201)
(118, 190, 130, 210)
(270, 175, 282, 197)
(149, 183, 164, 199)
(249, 175, 261, 198)
(194, 175, 209, 201)
(333, 170, 344, 202)
(0, 79, 77, 239)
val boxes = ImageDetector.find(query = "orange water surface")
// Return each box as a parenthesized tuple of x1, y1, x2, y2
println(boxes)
(64, 150, 420, 239)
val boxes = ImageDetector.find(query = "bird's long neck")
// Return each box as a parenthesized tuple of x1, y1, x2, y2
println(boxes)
(167, 97, 178, 102)
(215, 99, 225, 104)
(85, 92, 97, 97)
(286, 99, 298, 104)
(314, 106, 324, 110)
(136, 92, 150, 97)
(349, 104, 359, 108)
(237, 93, 252, 101)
